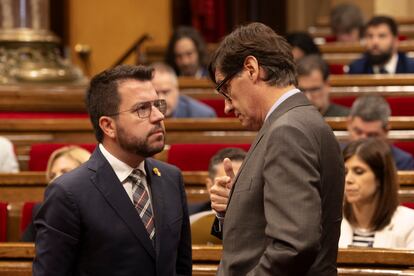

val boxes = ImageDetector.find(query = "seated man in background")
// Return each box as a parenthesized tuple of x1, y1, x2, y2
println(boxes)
(286, 32, 320, 61)
(349, 16, 414, 74)
(297, 54, 349, 117)
(165, 26, 208, 78)
(188, 147, 246, 216)
(347, 95, 414, 170)
(330, 2, 364, 42)
(151, 62, 216, 118)
(0, 136, 19, 172)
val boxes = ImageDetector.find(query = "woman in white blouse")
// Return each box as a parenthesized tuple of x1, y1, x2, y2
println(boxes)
(340, 138, 414, 249)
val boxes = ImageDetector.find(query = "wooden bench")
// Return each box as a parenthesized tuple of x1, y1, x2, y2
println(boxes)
(2, 76, 414, 114)
(192, 245, 414, 276)
(1, 243, 414, 276)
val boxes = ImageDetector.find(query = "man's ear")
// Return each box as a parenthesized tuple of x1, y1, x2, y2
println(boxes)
(99, 116, 117, 139)
(243, 55, 260, 82)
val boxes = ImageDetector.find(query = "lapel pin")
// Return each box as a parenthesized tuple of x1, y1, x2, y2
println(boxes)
(153, 167, 161, 177)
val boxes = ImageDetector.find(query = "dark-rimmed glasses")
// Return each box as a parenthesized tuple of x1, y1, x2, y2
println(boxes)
(215, 70, 239, 101)
(108, 99, 167, 119)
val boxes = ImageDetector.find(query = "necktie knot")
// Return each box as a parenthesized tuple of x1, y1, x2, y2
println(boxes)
(129, 168, 144, 184)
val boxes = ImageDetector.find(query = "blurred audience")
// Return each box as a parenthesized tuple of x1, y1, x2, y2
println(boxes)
(165, 26, 208, 78)
(0, 136, 19, 173)
(286, 32, 320, 61)
(347, 95, 414, 170)
(21, 146, 91, 242)
(340, 138, 414, 249)
(330, 3, 364, 42)
(188, 147, 246, 216)
(297, 54, 349, 117)
(151, 62, 216, 118)
(349, 16, 414, 74)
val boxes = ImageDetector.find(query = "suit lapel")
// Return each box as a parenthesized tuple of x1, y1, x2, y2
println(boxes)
(145, 159, 165, 258)
(89, 149, 156, 259)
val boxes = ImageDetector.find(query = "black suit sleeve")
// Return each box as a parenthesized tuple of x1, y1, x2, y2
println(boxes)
(21, 203, 42, 242)
(176, 172, 192, 276)
(211, 217, 223, 240)
(33, 183, 80, 276)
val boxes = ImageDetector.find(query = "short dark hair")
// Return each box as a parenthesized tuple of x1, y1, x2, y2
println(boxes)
(165, 26, 207, 75)
(349, 95, 391, 128)
(343, 138, 399, 231)
(286, 32, 321, 56)
(85, 65, 153, 142)
(208, 148, 246, 179)
(330, 3, 364, 36)
(297, 54, 329, 81)
(365, 16, 398, 37)
(209, 22, 297, 87)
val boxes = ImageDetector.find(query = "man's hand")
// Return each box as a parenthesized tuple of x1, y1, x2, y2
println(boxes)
(210, 158, 236, 213)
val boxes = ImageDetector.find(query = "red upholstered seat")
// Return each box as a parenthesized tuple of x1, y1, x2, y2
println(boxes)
(20, 202, 38, 235)
(0, 112, 88, 119)
(329, 64, 345, 75)
(29, 143, 96, 171)
(0, 202, 8, 242)
(402, 202, 414, 210)
(330, 96, 356, 108)
(199, 99, 235, 118)
(167, 144, 250, 171)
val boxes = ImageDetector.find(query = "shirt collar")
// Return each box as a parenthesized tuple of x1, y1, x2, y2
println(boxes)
(99, 143, 146, 183)
(373, 52, 398, 74)
(264, 88, 300, 121)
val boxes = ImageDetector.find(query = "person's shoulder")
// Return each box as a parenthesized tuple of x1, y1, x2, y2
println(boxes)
(0, 136, 13, 148)
(393, 206, 414, 225)
(324, 103, 350, 117)
(399, 52, 414, 71)
(391, 145, 414, 169)
(178, 95, 217, 117)
(348, 56, 368, 74)
(52, 161, 92, 191)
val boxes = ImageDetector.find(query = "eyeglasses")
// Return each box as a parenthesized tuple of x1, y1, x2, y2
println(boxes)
(215, 70, 239, 101)
(108, 99, 167, 119)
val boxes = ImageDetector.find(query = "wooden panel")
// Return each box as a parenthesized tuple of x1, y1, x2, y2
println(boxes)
(68, 0, 172, 76)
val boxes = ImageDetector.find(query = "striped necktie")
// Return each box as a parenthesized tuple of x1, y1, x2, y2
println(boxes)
(129, 169, 155, 242)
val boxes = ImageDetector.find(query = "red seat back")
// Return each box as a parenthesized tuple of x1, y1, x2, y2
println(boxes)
(0, 202, 8, 242)
(329, 64, 345, 75)
(0, 112, 88, 119)
(199, 99, 234, 118)
(29, 143, 96, 171)
(20, 202, 38, 235)
(402, 202, 414, 210)
(167, 144, 250, 171)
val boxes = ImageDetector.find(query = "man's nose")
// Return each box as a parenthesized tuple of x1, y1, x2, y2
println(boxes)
(224, 99, 234, 114)
(150, 105, 165, 122)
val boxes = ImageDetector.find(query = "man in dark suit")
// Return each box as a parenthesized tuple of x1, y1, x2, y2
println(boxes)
(347, 95, 414, 170)
(208, 22, 345, 275)
(188, 147, 246, 215)
(151, 62, 216, 118)
(297, 54, 349, 117)
(348, 16, 414, 74)
(33, 65, 192, 276)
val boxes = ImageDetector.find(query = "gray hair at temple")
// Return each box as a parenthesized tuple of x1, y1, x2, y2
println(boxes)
(349, 95, 391, 128)
(151, 62, 178, 83)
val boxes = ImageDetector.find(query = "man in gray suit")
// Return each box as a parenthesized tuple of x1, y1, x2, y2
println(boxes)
(208, 22, 345, 275)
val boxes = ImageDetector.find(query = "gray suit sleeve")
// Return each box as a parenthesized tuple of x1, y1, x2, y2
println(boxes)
(33, 183, 80, 276)
(247, 124, 322, 276)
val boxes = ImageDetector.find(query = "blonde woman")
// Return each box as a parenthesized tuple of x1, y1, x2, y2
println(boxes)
(22, 146, 91, 241)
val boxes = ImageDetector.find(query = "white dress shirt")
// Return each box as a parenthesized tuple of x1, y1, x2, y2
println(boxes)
(264, 88, 301, 121)
(0, 136, 19, 173)
(99, 144, 152, 204)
